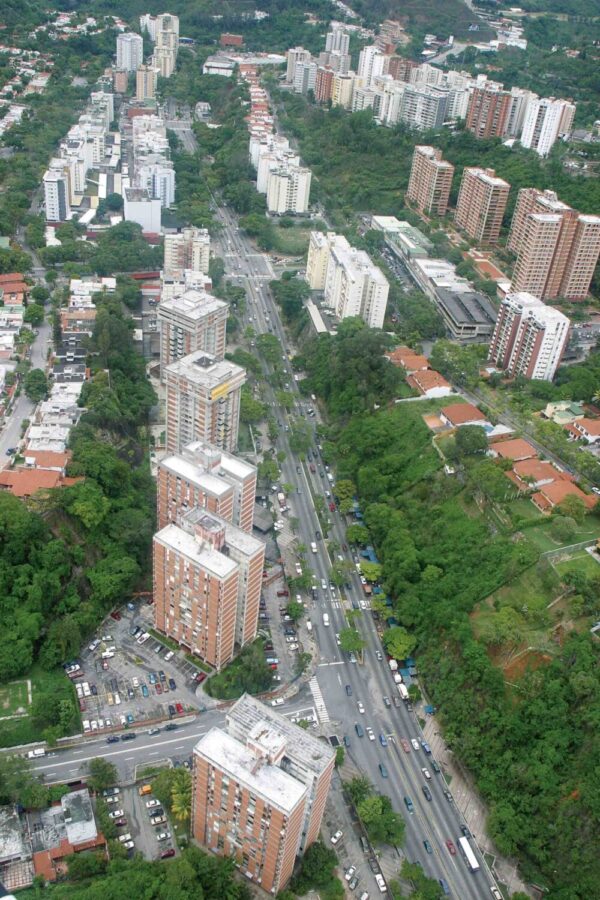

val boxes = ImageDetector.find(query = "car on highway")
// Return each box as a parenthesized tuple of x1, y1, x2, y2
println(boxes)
(375, 650, 383, 661)
(355, 723, 364, 738)
(271, 697, 284, 707)
(106, 735, 119, 744)
(345, 684, 352, 696)
(460, 824, 472, 837)
(366, 727, 375, 741)
(422, 786, 432, 802)
(108, 809, 124, 819)
(404, 797, 414, 814)
(421, 767, 431, 780)
(490, 888, 503, 900)
(330, 830, 343, 845)
(445, 840, 456, 855)
(383, 696, 391, 707)
(443, 789, 453, 802)
(321, 579, 327, 590)
(379, 734, 388, 747)
(345, 866, 356, 882)
(357, 701, 365, 713)
(423, 840, 433, 855)
(379, 763, 388, 778)
(400, 739, 411, 753)
(411, 738, 420, 750)
(431, 760, 441, 774)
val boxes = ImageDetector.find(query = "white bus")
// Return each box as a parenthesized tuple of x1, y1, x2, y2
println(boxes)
(458, 836, 480, 872)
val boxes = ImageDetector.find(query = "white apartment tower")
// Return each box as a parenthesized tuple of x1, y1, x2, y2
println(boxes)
(520, 97, 576, 157)
(286, 47, 311, 83)
(357, 46, 386, 88)
(326, 25, 350, 55)
(488, 292, 570, 381)
(266, 166, 312, 215)
(316, 232, 389, 329)
(158, 289, 228, 377)
(116, 32, 143, 72)
(164, 227, 211, 277)
(43, 165, 71, 222)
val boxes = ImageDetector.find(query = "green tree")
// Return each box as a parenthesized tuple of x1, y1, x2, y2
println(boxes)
(383, 626, 416, 660)
(335, 746, 345, 767)
(357, 794, 405, 846)
(88, 758, 118, 793)
(339, 627, 365, 656)
(455, 425, 488, 457)
(30, 286, 50, 303)
(557, 494, 587, 524)
(346, 524, 369, 545)
(361, 561, 382, 582)
(23, 367, 48, 401)
(286, 600, 304, 623)
(23, 303, 44, 326)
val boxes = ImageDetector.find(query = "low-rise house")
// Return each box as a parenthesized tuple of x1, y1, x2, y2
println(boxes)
(386, 345, 429, 372)
(440, 402, 489, 429)
(489, 438, 537, 461)
(532, 481, 597, 513)
(543, 400, 584, 426)
(568, 418, 600, 444)
(406, 368, 452, 398)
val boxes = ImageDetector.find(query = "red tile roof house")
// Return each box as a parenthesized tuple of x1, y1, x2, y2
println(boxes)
(532, 481, 597, 513)
(568, 418, 600, 444)
(489, 438, 537, 461)
(509, 459, 572, 491)
(386, 346, 429, 372)
(406, 369, 453, 398)
(440, 402, 489, 428)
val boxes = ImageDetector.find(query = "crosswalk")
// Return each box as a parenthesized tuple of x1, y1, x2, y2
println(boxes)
(309, 675, 330, 724)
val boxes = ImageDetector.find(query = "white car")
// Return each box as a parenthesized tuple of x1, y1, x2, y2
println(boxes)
(421, 767, 431, 780)
(366, 727, 375, 741)
(156, 831, 171, 841)
(146, 799, 161, 808)
(132, 677, 139, 687)
(321, 578, 327, 590)
(106, 795, 119, 805)
(108, 809, 124, 819)
(122, 840, 134, 850)
(289, 643, 299, 651)
(330, 830, 343, 845)
(335, 633, 341, 645)
(411, 738, 420, 751)
(271, 698, 284, 707)
(375, 650, 383, 661)
(357, 701, 365, 714)
(345, 866, 357, 882)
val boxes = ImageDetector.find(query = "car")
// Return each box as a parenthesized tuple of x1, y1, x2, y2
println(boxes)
(349, 651, 357, 664)
(423, 840, 433, 855)
(149, 673, 157, 684)
(148, 728, 160, 736)
(422, 786, 432, 802)
(149, 808, 164, 818)
(106, 735, 119, 744)
(411, 738, 420, 750)
(343, 735, 350, 747)
(114, 818, 127, 827)
(126, 713, 134, 724)
(368, 857, 380, 874)
(168, 704, 176, 717)
(400, 739, 411, 753)
(490, 888, 503, 900)
(108, 809, 124, 819)
(164, 723, 178, 731)
(155, 683, 162, 694)
(90, 684, 98, 696)
(345, 684, 352, 696)
(443, 789, 453, 803)
(102, 787, 120, 797)
(146, 798, 161, 808)
(445, 839, 456, 855)
(379, 733, 388, 747)
(383, 696, 391, 708)
(161, 848, 176, 859)
(421, 767, 431, 780)
(366, 727, 375, 741)
(460, 824, 472, 837)
(271, 697, 284, 706)
(404, 797, 414, 814)
(151, 816, 167, 826)
(110, 610, 121, 621)
(379, 763, 388, 778)
(195, 672, 206, 684)
(5, 447, 16, 455)
(431, 760, 441, 774)
(175, 702, 184, 714)
(355, 723, 364, 738)
(421, 740, 432, 754)
(375, 650, 383, 661)
(102, 660, 109, 670)
(123, 840, 135, 850)
(345, 866, 356, 882)
(335, 632, 341, 645)
(105, 795, 118, 804)
(319, 470, 324, 478)
(141, 684, 149, 697)
(330, 830, 343, 845)
(349, 876, 359, 891)
(159, 671, 166, 682)
(357, 700, 364, 713)
(121, 733, 136, 742)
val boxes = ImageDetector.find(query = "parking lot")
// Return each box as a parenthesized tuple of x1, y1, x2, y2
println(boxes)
(100, 782, 176, 861)
(260, 573, 309, 684)
(74, 603, 203, 735)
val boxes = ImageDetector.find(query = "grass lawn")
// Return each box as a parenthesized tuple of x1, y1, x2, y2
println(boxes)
(0, 680, 30, 719)
(554, 551, 600, 580)
(509, 498, 543, 523)
(0, 666, 77, 750)
(272, 225, 311, 255)
(526, 519, 600, 553)
(486, 562, 561, 615)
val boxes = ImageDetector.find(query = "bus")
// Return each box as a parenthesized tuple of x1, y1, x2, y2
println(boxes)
(458, 836, 480, 872)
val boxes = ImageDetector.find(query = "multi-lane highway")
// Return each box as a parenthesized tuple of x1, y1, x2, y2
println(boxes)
(211, 203, 496, 899)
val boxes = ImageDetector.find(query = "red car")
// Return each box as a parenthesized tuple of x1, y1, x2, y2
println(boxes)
(115, 818, 127, 827)
(342, 543, 348, 551)
(110, 610, 121, 621)
(194, 672, 206, 683)
(175, 702, 184, 714)
(445, 840, 456, 856)
(102, 660, 109, 670)
(155, 683, 162, 694)
(269, 663, 278, 670)
(78, 699, 86, 712)
(309, 464, 316, 473)
(329, 502, 336, 512)
(276, 590, 289, 597)
(400, 739, 411, 753)
(161, 848, 176, 859)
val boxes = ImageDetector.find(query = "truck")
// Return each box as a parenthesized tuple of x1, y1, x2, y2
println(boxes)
(27, 748, 45, 759)
(388, 659, 398, 672)
(398, 683, 409, 701)
(310, 541, 317, 553)
(277, 492, 286, 509)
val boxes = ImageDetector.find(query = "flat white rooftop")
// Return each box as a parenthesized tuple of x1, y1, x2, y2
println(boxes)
(155, 523, 238, 580)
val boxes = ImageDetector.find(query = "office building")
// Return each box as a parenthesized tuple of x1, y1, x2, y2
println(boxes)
(157, 441, 257, 533)
(331, 72, 355, 109)
(406, 145, 454, 217)
(357, 45, 386, 88)
(116, 32, 143, 72)
(520, 96, 576, 157)
(192, 694, 335, 893)
(158, 289, 228, 377)
(326, 24, 350, 55)
(399, 84, 448, 131)
(322, 234, 389, 328)
(136, 64, 158, 101)
(454, 167, 510, 244)
(508, 189, 600, 301)
(165, 351, 246, 453)
(154, 509, 264, 669)
(465, 85, 510, 139)
(266, 166, 312, 215)
(286, 47, 311, 83)
(43, 165, 70, 222)
(164, 227, 211, 277)
(410, 257, 497, 342)
(315, 66, 335, 104)
(488, 292, 570, 381)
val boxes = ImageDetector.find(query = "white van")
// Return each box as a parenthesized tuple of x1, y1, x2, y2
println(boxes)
(27, 748, 45, 759)
(323, 613, 330, 627)
(375, 874, 387, 893)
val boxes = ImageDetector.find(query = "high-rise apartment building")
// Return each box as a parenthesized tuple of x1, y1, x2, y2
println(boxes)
(136, 64, 158, 100)
(406, 145, 454, 217)
(520, 96, 576, 157)
(508, 189, 600, 301)
(116, 32, 143, 72)
(454, 167, 510, 244)
(43, 165, 71, 222)
(156, 12, 180, 52)
(157, 441, 257, 533)
(321, 234, 389, 328)
(357, 45, 386, 88)
(165, 351, 246, 453)
(285, 47, 311, 83)
(315, 66, 335, 103)
(163, 227, 211, 277)
(325, 24, 350, 55)
(266, 166, 312, 214)
(488, 292, 570, 381)
(137, 160, 175, 207)
(140, 13, 157, 41)
(152, 46, 176, 78)
(293, 60, 317, 95)
(153, 509, 264, 668)
(399, 84, 448, 131)
(192, 694, 335, 893)
(331, 72, 356, 109)
(387, 56, 418, 83)
(465, 85, 511, 139)
(318, 49, 351, 74)
(158, 289, 228, 376)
